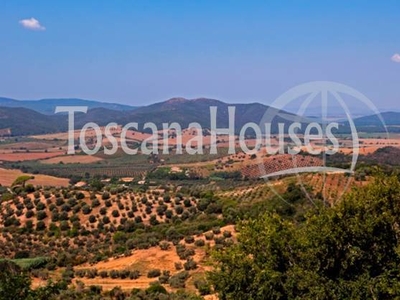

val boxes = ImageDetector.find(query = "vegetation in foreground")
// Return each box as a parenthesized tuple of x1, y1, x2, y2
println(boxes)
(210, 175, 400, 299)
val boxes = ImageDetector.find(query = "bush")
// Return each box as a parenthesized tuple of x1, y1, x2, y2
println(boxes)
(86, 269, 98, 279)
(204, 232, 214, 240)
(146, 282, 167, 295)
(36, 211, 47, 221)
(174, 262, 183, 270)
(82, 205, 91, 215)
(147, 269, 161, 278)
(184, 258, 197, 270)
(91, 198, 100, 208)
(194, 278, 211, 295)
(102, 192, 110, 200)
(214, 236, 225, 245)
(175, 206, 184, 215)
(35, 202, 46, 211)
(168, 271, 189, 288)
(158, 270, 171, 284)
(159, 241, 171, 251)
(99, 270, 108, 278)
(195, 239, 205, 247)
(36, 221, 46, 231)
(129, 270, 140, 280)
(75, 269, 86, 278)
(212, 226, 221, 234)
(25, 210, 34, 219)
(112, 210, 120, 218)
(76, 192, 85, 200)
(223, 230, 232, 238)
(109, 270, 120, 279)
(184, 236, 195, 244)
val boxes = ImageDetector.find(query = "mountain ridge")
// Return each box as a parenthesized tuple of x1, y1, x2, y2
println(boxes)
(0, 97, 137, 115)
(1, 96, 399, 136)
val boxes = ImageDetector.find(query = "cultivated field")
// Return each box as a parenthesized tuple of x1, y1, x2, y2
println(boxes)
(40, 155, 103, 164)
(0, 168, 69, 187)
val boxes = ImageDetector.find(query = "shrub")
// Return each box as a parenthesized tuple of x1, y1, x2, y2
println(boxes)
(129, 270, 140, 280)
(76, 192, 85, 200)
(147, 269, 161, 278)
(223, 230, 232, 238)
(212, 226, 221, 234)
(159, 241, 171, 251)
(119, 269, 130, 279)
(99, 270, 108, 278)
(149, 215, 159, 226)
(204, 232, 214, 240)
(174, 262, 183, 270)
(36, 221, 46, 231)
(184, 258, 197, 270)
(165, 210, 173, 219)
(91, 198, 100, 208)
(86, 269, 98, 279)
(56, 198, 65, 206)
(184, 236, 195, 244)
(194, 278, 211, 295)
(175, 206, 184, 215)
(195, 239, 205, 247)
(35, 202, 46, 211)
(36, 210, 47, 221)
(214, 236, 225, 245)
(82, 205, 91, 215)
(75, 269, 86, 278)
(109, 270, 119, 279)
(61, 204, 71, 212)
(158, 270, 171, 284)
(146, 282, 167, 295)
(60, 221, 70, 231)
(25, 210, 34, 219)
(168, 271, 189, 288)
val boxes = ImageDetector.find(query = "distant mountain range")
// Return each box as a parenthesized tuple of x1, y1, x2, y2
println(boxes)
(0, 96, 399, 136)
(0, 97, 302, 136)
(0, 97, 136, 115)
(341, 111, 400, 133)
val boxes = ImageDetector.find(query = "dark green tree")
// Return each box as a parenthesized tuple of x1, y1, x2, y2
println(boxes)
(209, 175, 400, 299)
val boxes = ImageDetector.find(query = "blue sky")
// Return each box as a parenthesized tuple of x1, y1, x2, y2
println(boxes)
(0, 1, 399, 108)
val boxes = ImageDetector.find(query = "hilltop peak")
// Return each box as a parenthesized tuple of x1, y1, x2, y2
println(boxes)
(165, 97, 189, 104)
(164, 97, 224, 105)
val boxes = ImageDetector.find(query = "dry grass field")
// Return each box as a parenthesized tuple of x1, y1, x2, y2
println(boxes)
(0, 151, 64, 162)
(0, 168, 69, 187)
(40, 155, 103, 164)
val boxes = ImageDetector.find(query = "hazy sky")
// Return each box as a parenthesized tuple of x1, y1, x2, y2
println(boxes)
(1, 1, 399, 108)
